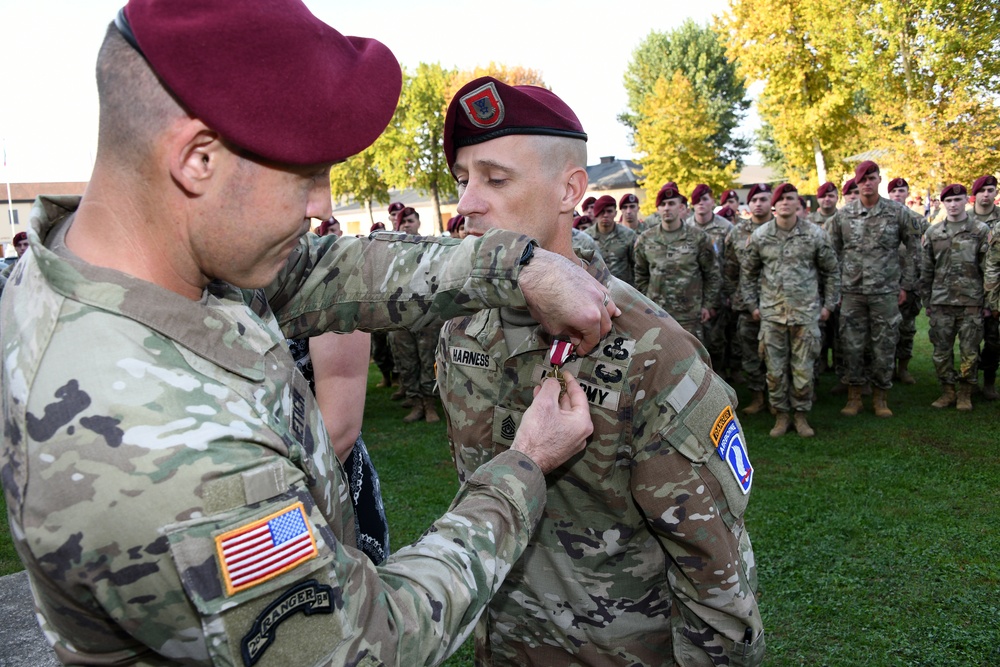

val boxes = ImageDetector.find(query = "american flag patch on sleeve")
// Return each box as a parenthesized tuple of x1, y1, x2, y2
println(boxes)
(216, 502, 319, 596)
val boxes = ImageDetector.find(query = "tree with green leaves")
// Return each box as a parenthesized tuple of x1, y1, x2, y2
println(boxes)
(622, 20, 750, 170)
(633, 72, 739, 215)
(328, 126, 400, 226)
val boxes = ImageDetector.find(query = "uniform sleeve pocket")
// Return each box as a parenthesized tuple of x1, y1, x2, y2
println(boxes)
(165, 490, 351, 667)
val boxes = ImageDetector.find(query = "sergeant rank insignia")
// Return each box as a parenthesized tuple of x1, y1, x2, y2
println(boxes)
(460, 81, 505, 129)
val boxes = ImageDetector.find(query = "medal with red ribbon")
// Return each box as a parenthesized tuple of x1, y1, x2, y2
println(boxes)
(546, 339, 575, 395)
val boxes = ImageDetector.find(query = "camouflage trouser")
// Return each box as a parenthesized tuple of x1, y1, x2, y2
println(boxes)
(389, 325, 441, 398)
(736, 312, 766, 392)
(371, 331, 394, 378)
(703, 307, 730, 373)
(981, 315, 999, 378)
(895, 290, 922, 360)
(760, 320, 821, 412)
(676, 318, 705, 343)
(726, 307, 742, 373)
(928, 305, 983, 386)
(839, 292, 901, 390)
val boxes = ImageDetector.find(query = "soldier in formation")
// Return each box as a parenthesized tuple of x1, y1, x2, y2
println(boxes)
(585, 194, 636, 284)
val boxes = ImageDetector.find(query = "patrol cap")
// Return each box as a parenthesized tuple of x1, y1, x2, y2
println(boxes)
(582, 196, 597, 210)
(619, 193, 639, 208)
(771, 182, 798, 207)
(720, 189, 739, 205)
(842, 178, 858, 195)
(388, 202, 405, 215)
(444, 76, 587, 170)
(592, 195, 617, 217)
(854, 160, 880, 182)
(656, 184, 682, 207)
(117, 0, 401, 166)
(816, 182, 838, 198)
(12, 232, 27, 244)
(972, 175, 998, 194)
(746, 183, 773, 200)
(690, 184, 712, 204)
(887, 177, 909, 191)
(940, 184, 967, 200)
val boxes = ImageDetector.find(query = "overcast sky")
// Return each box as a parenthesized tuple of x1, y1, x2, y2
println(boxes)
(0, 0, 759, 184)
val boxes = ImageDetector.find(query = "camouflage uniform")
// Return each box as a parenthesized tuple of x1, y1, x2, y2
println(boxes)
(584, 223, 636, 285)
(896, 209, 930, 365)
(724, 218, 771, 392)
(918, 216, 990, 386)
(742, 221, 840, 413)
(571, 227, 602, 261)
(829, 198, 921, 389)
(2, 196, 552, 667)
(437, 255, 764, 667)
(971, 206, 1000, 384)
(634, 221, 722, 342)
(389, 326, 440, 400)
(690, 214, 735, 375)
(808, 209, 841, 376)
(636, 212, 660, 235)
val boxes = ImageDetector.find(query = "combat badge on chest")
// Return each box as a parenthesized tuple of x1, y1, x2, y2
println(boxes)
(531, 335, 635, 411)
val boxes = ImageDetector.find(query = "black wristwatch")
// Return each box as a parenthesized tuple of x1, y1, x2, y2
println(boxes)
(518, 241, 537, 266)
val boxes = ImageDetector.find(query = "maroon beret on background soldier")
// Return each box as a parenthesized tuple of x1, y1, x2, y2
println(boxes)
(443, 76, 587, 170)
(690, 184, 712, 204)
(854, 160, 879, 182)
(395, 207, 417, 227)
(940, 183, 968, 199)
(656, 183, 682, 207)
(720, 189, 739, 206)
(816, 182, 837, 198)
(619, 193, 639, 208)
(972, 175, 998, 195)
(370, 222, 386, 233)
(771, 182, 798, 207)
(573, 215, 593, 230)
(887, 177, 908, 191)
(388, 202, 405, 216)
(12, 232, 27, 245)
(119, 0, 400, 164)
(446, 215, 465, 235)
(842, 178, 858, 195)
(747, 183, 773, 200)
(581, 196, 596, 211)
(591, 195, 617, 217)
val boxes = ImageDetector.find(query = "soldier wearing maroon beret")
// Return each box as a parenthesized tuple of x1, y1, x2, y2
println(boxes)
(585, 194, 637, 285)
(972, 175, 1000, 398)
(580, 195, 597, 217)
(618, 192, 641, 230)
(1, 2, 622, 666)
(723, 182, 775, 413)
(829, 161, 922, 417)
(808, 181, 844, 382)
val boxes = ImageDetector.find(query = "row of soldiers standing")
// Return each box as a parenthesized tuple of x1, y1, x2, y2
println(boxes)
(581, 162, 1000, 437)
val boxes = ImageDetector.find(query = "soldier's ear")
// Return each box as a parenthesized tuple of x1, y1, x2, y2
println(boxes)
(167, 118, 226, 196)
(561, 167, 588, 215)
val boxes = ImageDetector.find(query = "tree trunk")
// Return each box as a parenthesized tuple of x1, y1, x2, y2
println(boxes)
(365, 199, 373, 227)
(431, 183, 442, 235)
(813, 137, 827, 186)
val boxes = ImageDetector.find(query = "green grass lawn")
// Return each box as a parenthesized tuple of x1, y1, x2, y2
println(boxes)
(2, 314, 998, 665)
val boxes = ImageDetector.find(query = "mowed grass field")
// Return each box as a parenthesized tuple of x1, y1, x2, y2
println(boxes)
(1, 314, 998, 665)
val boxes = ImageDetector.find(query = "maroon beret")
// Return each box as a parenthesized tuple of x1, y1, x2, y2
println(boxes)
(121, 0, 402, 165)
(854, 160, 879, 182)
(656, 184, 682, 207)
(718, 206, 736, 222)
(387, 202, 405, 215)
(582, 196, 597, 210)
(573, 214, 593, 230)
(720, 189, 739, 205)
(972, 175, 998, 194)
(842, 178, 858, 195)
(592, 195, 617, 217)
(316, 217, 339, 236)
(747, 183, 773, 200)
(444, 76, 587, 170)
(12, 232, 27, 244)
(395, 207, 417, 226)
(887, 177, 908, 191)
(690, 184, 712, 204)
(370, 222, 386, 233)
(446, 214, 465, 234)
(619, 193, 639, 208)
(771, 183, 798, 207)
(816, 181, 837, 198)
(940, 183, 967, 200)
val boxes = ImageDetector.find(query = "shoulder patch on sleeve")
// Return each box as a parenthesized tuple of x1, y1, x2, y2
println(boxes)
(216, 502, 318, 596)
(241, 579, 334, 666)
(710, 407, 753, 494)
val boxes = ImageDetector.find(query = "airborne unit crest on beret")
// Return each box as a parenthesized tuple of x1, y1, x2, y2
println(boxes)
(460, 82, 505, 129)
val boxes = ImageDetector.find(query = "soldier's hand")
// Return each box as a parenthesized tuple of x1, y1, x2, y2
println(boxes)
(520, 250, 619, 355)
(898, 289, 908, 306)
(511, 373, 592, 474)
(820, 307, 831, 322)
(752, 309, 761, 322)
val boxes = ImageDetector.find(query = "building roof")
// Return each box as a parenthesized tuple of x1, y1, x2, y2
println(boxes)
(736, 164, 779, 186)
(587, 156, 641, 190)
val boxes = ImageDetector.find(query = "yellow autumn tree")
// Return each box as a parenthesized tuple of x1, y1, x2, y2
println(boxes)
(633, 72, 739, 215)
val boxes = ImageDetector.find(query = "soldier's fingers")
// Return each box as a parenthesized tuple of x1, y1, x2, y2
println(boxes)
(560, 372, 589, 414)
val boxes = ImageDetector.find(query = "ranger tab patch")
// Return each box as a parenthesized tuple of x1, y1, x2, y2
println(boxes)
(460, 81, 505, 129)
(710, 406, 753, 494)
(241, 579, 334, 666)
(216, 502, 318, 596)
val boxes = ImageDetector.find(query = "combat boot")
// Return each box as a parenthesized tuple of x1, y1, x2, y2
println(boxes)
(769, 412, 791, 437)
(390, 386, 406, 401)
(400, 396, 417, 408)
(840, 386, 863, 416)
(896, 359, 916, 385)
(930, 384, 956, 409)
(402, 401, 425, 423)
(830, 380, 849, 396)
(982, 372, 999, 401)
(793, 412, 815, 438)
(872, 388, 893, 418)
(423, 396, 441, 423)
(742, 390, 766, 415)
(956, 384, 973, 412)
